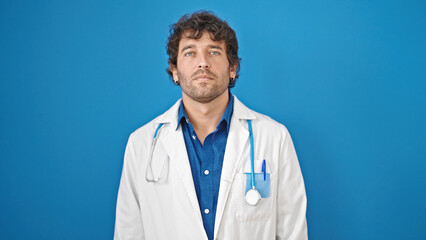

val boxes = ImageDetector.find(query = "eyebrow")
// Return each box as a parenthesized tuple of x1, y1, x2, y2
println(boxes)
(208, 45, 224, 51)
(180, 44, 224, 54)
(180, 45, 195, 53)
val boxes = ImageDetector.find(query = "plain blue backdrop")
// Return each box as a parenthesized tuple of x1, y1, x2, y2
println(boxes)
(1, 0, 425, 239)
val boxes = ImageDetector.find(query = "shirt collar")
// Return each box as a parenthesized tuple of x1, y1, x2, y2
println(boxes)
(176, 93, 234, 132)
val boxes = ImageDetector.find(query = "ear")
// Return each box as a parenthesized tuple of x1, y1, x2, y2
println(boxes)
(229, 63, 238, 79)
(169, 63, 179, 82)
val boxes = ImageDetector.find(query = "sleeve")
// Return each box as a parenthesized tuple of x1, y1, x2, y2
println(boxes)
(114, 134, 145, 240)
(276, 128, 308, 240)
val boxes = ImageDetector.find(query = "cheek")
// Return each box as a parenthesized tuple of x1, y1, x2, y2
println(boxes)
(177, 59, 194, 73)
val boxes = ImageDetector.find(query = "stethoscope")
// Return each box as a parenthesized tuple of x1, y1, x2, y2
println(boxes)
(145, 120, 261, 206)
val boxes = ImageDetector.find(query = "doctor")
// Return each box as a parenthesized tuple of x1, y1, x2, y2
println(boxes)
(114, 11, 308, 240)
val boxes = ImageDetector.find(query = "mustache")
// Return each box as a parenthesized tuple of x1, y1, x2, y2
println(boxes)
(191, 69, 216, 79)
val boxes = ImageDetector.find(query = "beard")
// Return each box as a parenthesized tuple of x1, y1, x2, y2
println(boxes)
(178, 69, 230, 103)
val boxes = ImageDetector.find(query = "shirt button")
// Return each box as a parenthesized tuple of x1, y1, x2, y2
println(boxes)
(204, 170, 210, 175)
(192, 135, 196, 140)
(204, 209, 210, 214)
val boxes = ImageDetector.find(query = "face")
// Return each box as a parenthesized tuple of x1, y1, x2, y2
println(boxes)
(171, 31, 237, 103)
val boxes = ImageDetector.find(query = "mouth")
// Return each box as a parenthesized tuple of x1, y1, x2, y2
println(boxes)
(194, 75, 214, 81)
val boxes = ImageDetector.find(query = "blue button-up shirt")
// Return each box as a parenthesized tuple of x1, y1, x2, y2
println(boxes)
(177, 95, 234, 240)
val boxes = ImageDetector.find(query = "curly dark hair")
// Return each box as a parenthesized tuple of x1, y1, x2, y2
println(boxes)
(166, 10, 241, 88)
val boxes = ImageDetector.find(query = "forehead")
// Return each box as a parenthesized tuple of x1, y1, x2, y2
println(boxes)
(179, 31, 226, 50)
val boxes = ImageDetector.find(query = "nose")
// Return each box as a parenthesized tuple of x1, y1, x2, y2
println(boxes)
(198, 53, 210, 69)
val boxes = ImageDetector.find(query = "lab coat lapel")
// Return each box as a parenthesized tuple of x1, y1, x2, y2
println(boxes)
(156, 100, 204, 230)
(214, 96, 256, 237)
(160, 127, 203, 222)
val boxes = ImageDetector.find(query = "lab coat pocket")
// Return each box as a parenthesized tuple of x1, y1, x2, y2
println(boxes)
(244, 173, 270, 198)
(235, 160, 274, 222)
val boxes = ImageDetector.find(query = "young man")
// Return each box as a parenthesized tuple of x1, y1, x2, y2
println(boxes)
(114, 11, 308, 240)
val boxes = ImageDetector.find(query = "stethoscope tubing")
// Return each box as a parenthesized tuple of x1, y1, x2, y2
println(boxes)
(145, 123, 165, 182)
(247, 120, 256, 190)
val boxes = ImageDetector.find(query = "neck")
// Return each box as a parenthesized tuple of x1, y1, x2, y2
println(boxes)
(181, 90, 230, 144)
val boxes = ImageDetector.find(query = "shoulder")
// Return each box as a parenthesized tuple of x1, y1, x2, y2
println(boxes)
(251, 110, 288, 130)
(234, 96, 290, 138)
(128, 99, 182, 143)
(251, 109, 291, 140)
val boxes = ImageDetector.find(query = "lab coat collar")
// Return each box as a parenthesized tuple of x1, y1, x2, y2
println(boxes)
(176, 93, 235, 133)
(233, 95, 257, 120)
(154, 95, 256, 125)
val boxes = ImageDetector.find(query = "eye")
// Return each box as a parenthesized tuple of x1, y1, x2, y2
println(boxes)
(210, 51, 220, 55)
(184, 52, 194, 57)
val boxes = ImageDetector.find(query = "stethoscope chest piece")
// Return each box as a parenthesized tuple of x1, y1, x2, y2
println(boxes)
(245, 189, 261, 206)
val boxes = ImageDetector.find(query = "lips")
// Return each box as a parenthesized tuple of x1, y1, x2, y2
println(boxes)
(194, 75, 214, 80)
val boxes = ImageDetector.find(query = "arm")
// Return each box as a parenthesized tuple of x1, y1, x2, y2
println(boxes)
(114, 134, 145, 240)
(276, 128, 308, 240)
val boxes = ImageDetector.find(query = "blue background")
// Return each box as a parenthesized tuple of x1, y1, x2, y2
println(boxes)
(1, 0, 425, 239)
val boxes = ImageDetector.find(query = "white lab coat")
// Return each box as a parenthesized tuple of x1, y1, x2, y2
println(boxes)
(114, 96, 308, 240)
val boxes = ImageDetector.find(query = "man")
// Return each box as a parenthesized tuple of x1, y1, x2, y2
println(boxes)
(114, 11, 307, 240)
